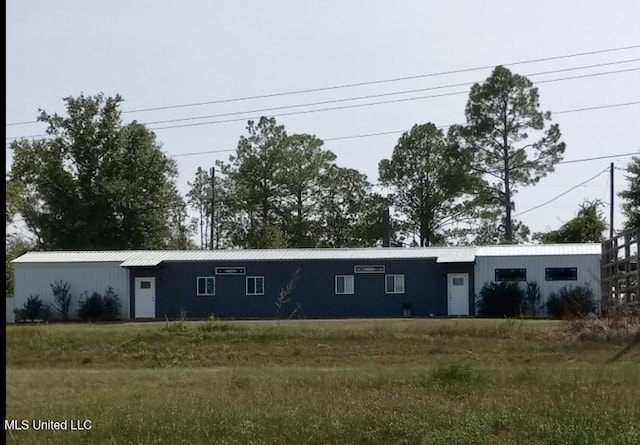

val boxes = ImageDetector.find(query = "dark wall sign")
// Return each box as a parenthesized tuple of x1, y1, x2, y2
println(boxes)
(354, 265, 385, 273)
(215, 267, 246, 275)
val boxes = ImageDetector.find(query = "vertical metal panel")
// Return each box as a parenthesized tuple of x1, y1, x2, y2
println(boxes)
(13, 262, 130, 319)
(474, 254, 601, 316)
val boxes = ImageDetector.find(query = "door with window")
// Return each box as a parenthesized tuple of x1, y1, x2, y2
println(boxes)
(447, 273, 469, 316)
(135, 277, 156, 318)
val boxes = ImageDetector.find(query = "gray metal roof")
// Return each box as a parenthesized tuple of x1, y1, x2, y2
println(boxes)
(11, 251, 139, 263)
(118, 247, 477, 266)
(12, 243, 602, 266)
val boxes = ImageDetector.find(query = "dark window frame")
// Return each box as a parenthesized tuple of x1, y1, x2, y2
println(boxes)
(545, 267, 578, 281)
(385, 274, 405, 294)
(196, 276, 215, 296)
(335, 275, 354, 294)
(246, 276, 265, 296)
(495, 268, 527, 282)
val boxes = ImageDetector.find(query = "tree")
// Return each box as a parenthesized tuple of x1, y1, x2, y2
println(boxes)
(230, 117, 289, 235)
(534, 200, 607, 243)
(379, 123, 484, 246)
(619, 157, 640, 232)
(167, 194, 197, 249)
(469, 218, 531, 245)
(317, 165, 384, 247)
(278, 134, 336, 247)
(463, 66, 566, 242)
(8, 93, 181, 249)
(225, 117, 338, 248)
(6, 235, 34, 298)
(6, 177, 25, 225)
(187, 167, 212, 249)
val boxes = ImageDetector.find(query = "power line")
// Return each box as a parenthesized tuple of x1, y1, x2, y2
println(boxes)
(320, 103, 640, 144)
(6, 44, 640, 126)
(147, 69, 640, 132)
(137, 61, 640, 127)
(513, 169, 609, 217)
(556, 151, 640, 165)
(6, 67, 639, 141)
(6, 103, 640, 154)
(6, 59, 640, 140)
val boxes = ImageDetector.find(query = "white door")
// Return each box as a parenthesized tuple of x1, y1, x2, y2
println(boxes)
(447, 273, 469, 316)
(135, 277, 156, 319)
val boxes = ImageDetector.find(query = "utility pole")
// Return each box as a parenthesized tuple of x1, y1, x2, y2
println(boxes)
(210, 167, 215, 250)
(609, 162, 614, 240)
(382, 208, 390, 247)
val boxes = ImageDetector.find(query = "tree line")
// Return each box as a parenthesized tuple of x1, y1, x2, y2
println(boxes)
(6, 66, 639, 264)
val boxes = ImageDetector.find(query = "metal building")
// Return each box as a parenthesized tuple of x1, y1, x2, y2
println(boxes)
(474, 244, 602, 315)
(9, 243, 601, 321)
(10, 251, 132, 320)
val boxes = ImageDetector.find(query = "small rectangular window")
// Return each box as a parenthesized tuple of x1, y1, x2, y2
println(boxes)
(246, 276, 264, 295)
(335, 275, 354, 294)
(545, 267, 577, 281)
(495, 268, 527, 282)
(197, 277, 215, 296)
(452, 277, 464, 286)
(140, 281, 151, 289)
(385, 274, 405, 294)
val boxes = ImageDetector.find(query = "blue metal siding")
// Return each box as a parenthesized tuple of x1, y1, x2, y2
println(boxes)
(128, 259, 475, 319)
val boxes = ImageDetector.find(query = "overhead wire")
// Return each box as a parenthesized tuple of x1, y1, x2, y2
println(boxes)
(513, 169, 609, 217)
(120, 60, 640, 127)
(5, 44, 640, 126)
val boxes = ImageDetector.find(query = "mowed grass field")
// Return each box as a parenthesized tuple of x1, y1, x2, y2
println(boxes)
(5, 318, 640, 444)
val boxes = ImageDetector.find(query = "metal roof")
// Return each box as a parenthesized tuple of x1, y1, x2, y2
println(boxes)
(11, 251, 140, 263)
(12, 243, 602, 266)
(118, 248, 477, 266)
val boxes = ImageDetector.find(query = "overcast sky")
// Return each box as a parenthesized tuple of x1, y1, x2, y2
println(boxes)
(6, 0, 640, 239)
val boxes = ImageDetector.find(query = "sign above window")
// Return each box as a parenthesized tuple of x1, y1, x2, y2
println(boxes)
(215, 267, 246, 275)
(354, 265, 385, 274)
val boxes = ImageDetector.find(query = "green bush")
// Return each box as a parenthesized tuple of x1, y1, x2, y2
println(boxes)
(546, 284, 597, 319)
(77, 287, 121, 321)
(522, 281, 542, 318)
(102, 287, 122, 320)
(477, 281, 525, 318)
(13, 295, 52, 322)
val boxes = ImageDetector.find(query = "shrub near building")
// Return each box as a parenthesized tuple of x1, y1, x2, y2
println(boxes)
(546, 284, 597, 319)
(477, 282, 525, 318)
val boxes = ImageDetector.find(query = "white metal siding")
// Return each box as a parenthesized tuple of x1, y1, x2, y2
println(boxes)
(474, 254, 601, 316)
(13, 262, 130, 319)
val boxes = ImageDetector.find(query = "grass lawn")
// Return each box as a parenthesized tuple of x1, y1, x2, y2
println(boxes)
(5, 318, 640, 444)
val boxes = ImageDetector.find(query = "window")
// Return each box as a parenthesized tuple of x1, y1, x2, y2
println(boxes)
(246, 276, 264, 295)
(196, 277, 215, 296)
(140, 281, 151, 289)
(545, 267, 577, 281)
(452, 277, 464, 286)
(335, 275, 354, 294)
(385, 274, 405, 294)
(495, 268, 527, 282)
